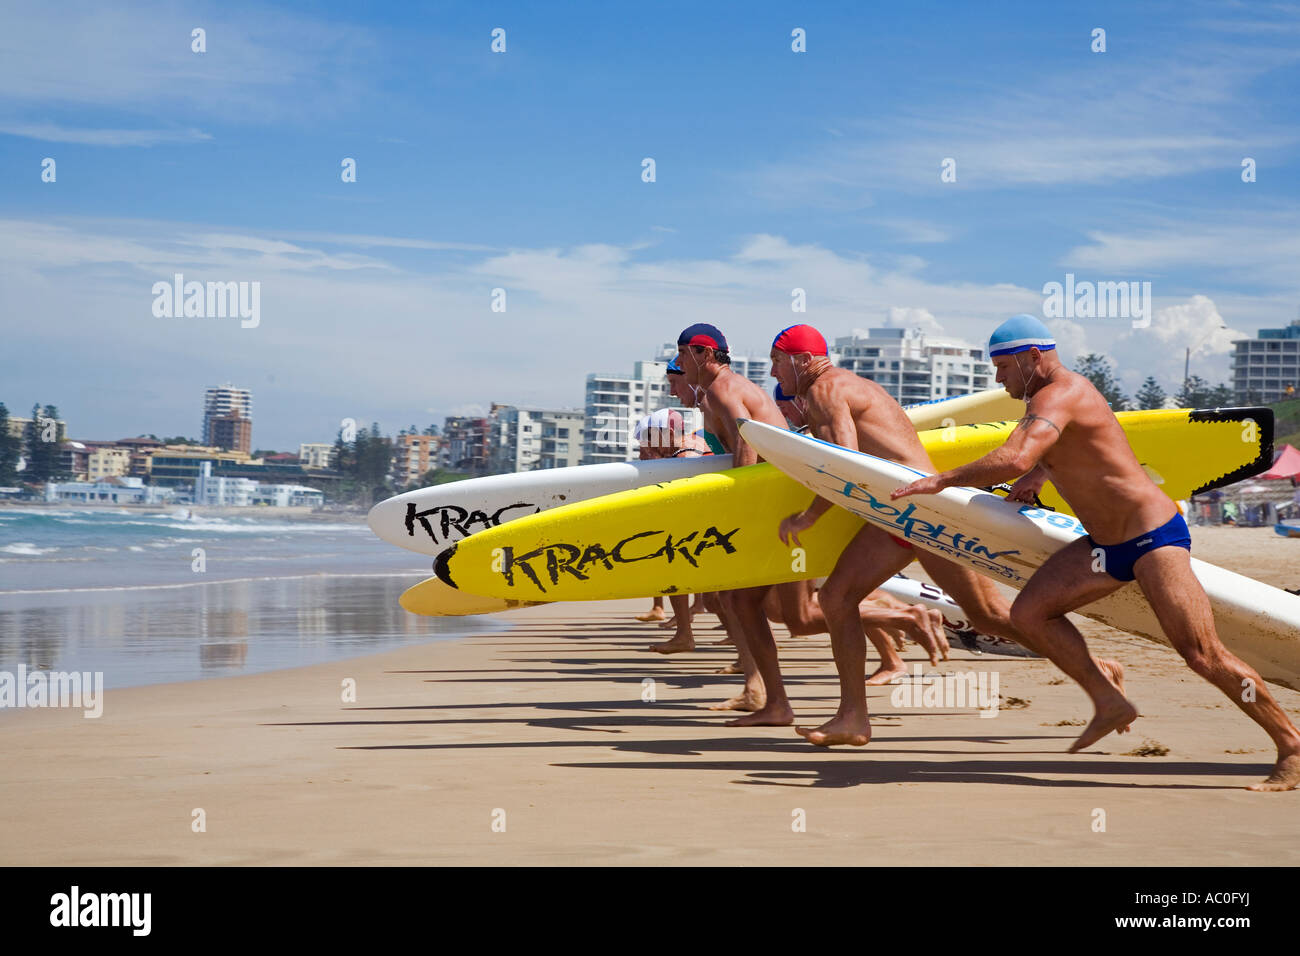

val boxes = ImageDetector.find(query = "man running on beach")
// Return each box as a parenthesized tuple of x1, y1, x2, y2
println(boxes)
(677, 323, 947, 725)
(771, 322, 1127, 747)
(892, 314, 1300, 790)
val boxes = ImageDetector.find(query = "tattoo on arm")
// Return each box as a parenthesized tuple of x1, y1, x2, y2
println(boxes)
(1018, 414, 1061, 436)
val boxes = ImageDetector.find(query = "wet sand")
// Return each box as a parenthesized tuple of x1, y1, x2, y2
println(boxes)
(2, 524, 1298, 865)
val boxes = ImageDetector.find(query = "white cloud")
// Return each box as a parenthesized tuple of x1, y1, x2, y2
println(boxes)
(1110, 296, 1245, 393)
(883, 307, 944, 334)
(0, 219, 1271, 447)
(0, 123, 212, 146)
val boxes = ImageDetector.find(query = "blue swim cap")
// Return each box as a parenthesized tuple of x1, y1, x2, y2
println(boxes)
(666, 357, 683, 375)
(773, 383, 795, 402)
(989, 314, 1057, 357)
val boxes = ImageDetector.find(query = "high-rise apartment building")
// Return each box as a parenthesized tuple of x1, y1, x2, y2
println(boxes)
(202, 384, 253, 453)
(834, 328, 993, 405)
(490, 405, 585, 472)
(1232, 320, 1300, 404)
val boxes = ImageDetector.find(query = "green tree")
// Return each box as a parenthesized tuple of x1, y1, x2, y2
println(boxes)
(1208, 383, 1235, 407)
(0, 403, 20, 485)
(1074, 354, 1129, 410)
(1175, 375, 1214, 408)
(1134, 376, 1166, 410)
(23, 402, 65, 483)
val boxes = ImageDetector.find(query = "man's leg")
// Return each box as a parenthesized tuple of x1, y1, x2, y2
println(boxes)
(777, 579, 948, 672)
(707, 590, 765, 710)
(722, 585, 793, 727)
(1133, 547, 1300, 791)
(650, 594, 695, 654)
(797, 527, 915, 747)
(918, 548, 1131, 727)
(990, 538, 1137, 751)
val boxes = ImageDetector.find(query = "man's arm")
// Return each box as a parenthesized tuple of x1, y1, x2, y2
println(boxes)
(779, 398, 857, 543)
(893, 403, 1069, 499)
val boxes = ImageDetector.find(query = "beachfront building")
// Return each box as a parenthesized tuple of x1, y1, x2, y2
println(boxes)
(87, 445, 132, 480)
(44, 476, 176, 505)
(249, 483, 326, 508)
(582, 361, 676, 464)
(395, 433, 440, 485)
(1232, 320, 1300, 404)
(834, 327, 993, 404)
(298, 442, 335, 470)
(193, 462, 257, 506)
(441, 416, 491, 473)
(115, 437, 163, 479)
(490, 405, 585, 472)
(202, 384, 253, 453)
(147, 445, 254, 487)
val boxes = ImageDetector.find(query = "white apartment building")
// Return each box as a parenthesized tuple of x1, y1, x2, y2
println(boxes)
(585, 360, 699, 464)
(1231, 320, 1300, 404)
(834, 328, 993, 405)
(44, 476, 176, 505)
(490, 405, 585, 472)
(194, 462, 257, 507)
(251, 484, 326, 507)
(298, 443, 335, 470)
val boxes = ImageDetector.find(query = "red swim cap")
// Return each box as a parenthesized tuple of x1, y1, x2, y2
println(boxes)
(772, 324, 827, 356)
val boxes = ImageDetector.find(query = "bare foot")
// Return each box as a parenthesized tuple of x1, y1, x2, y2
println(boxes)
(714, 659, 743, 675)
(708, 689, 765, 712)
(712, 635, 735, 645)
(1097, 659, 1131, 733)
(635, 607, 666, 622)
(650, 633, 694, 654)
(657, 615, 678, 629)
(1069, 697, 1140, 752)
(866, 664, 909, 686)
(727, 701, 795, 726)
(1246, 751, 1300, 792)
(796, 715, 872, 747)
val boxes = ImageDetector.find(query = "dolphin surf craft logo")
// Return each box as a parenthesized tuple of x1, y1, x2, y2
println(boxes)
(810, 465, 1029, 578)
(489, 525, 741, 594)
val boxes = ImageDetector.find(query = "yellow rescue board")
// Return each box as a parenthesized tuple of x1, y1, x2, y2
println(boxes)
(435, 408, 1271, 603)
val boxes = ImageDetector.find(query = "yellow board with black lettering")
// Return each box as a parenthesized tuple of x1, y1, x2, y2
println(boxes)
(425, 408, 1272, 605)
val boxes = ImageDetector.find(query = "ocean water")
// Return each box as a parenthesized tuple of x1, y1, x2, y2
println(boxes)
(0, 507, 498, 692)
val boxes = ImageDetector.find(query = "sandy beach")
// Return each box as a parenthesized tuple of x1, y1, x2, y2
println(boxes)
(2, 524, 1298, 866)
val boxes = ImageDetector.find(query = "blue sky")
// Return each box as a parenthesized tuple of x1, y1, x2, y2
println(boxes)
(1, 0, 1297, 448)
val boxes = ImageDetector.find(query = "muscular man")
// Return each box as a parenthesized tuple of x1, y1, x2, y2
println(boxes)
(893, 314, 1300, 791)
(677, 323, 947, 725)
(772, 323, 1126, 747)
